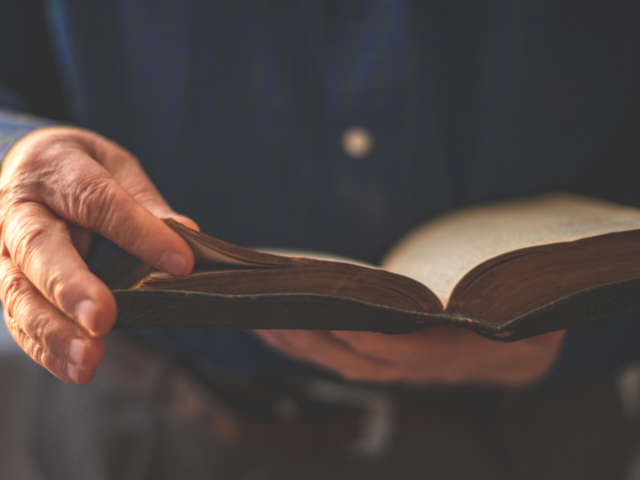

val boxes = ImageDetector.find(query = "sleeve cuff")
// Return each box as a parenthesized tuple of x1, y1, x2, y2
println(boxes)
(0, 109, 58, 163)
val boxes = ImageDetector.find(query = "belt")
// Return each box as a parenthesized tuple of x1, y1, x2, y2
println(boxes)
(100, 333, 510, 457)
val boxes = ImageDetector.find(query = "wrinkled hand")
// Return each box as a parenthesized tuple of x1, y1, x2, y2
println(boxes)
(0, 126, 196, 384)
(255, 327, 565, 387)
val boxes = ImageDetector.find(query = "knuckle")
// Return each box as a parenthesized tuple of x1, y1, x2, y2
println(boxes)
(11, 222, 54, 268)
(42, 269, 69, 307)
(1, 202, 57, 249)
(17, 327, 44, 364)
(10, 317, 67, 377)
(0, 185, 28, 226)
(128, 186, 159, 207)
(72, 176, 119, 229)
(28, 312, 55, 346)
(5, 314, 20, 341)
(3, 134, 79, 193)
(98, 138, 135, 166)
(40, 350, 65, 376)
(0, 270, 31, 319)
(32, 343, 48, 367)
(3, 290, 58, 351)
(22, 134, 74, 162)
(1, 273, 65, 353)
(5, 136, 56, 174)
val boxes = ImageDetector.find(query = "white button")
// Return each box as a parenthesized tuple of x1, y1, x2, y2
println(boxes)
(342, 126, 373, 158)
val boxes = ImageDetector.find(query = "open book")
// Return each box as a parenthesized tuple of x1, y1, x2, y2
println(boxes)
(104, 193, 640, 341)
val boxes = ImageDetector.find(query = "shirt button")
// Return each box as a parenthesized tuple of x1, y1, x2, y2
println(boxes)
(342, 126, 374, 158)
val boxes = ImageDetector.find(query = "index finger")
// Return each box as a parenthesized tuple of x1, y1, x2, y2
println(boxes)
(3, 203, 117, 334)
(26, 146, 194, 275)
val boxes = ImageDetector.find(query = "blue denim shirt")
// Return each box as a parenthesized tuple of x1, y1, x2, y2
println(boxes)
(2, 0, 640, 379)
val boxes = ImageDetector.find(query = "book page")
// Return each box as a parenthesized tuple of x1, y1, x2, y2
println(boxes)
(254, 248, 375, 267)
(166, 218, 377, 268)
(381, 193, 640, 306)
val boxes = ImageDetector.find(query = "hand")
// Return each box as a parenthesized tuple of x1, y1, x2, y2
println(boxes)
(0, 126, 196, 384)
(255, 328, 565, 387)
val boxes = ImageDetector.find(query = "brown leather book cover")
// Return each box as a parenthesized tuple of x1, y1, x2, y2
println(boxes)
(86, 193, 640, 341)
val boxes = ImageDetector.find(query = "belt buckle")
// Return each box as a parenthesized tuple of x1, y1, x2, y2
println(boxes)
(303, 378, 395, 457)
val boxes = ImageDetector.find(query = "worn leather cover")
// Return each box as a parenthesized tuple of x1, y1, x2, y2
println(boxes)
(87, 235, 640, 342)
(111, 276, 640, 341)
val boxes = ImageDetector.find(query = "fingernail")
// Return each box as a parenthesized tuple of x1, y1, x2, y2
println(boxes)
(159, 251, 188, 275)
(67, 338, 86, 366)
(66, 363, 79, 383)
(75, 299, 98, 332)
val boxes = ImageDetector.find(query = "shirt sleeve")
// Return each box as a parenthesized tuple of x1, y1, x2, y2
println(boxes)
(0, 108, 56, 163)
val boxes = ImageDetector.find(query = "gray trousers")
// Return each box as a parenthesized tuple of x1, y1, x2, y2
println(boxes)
(28, 345, 637, 480)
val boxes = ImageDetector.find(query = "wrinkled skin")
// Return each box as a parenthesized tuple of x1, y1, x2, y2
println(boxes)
(0, 127, 196, 384)
(0, 126, 565, 387)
